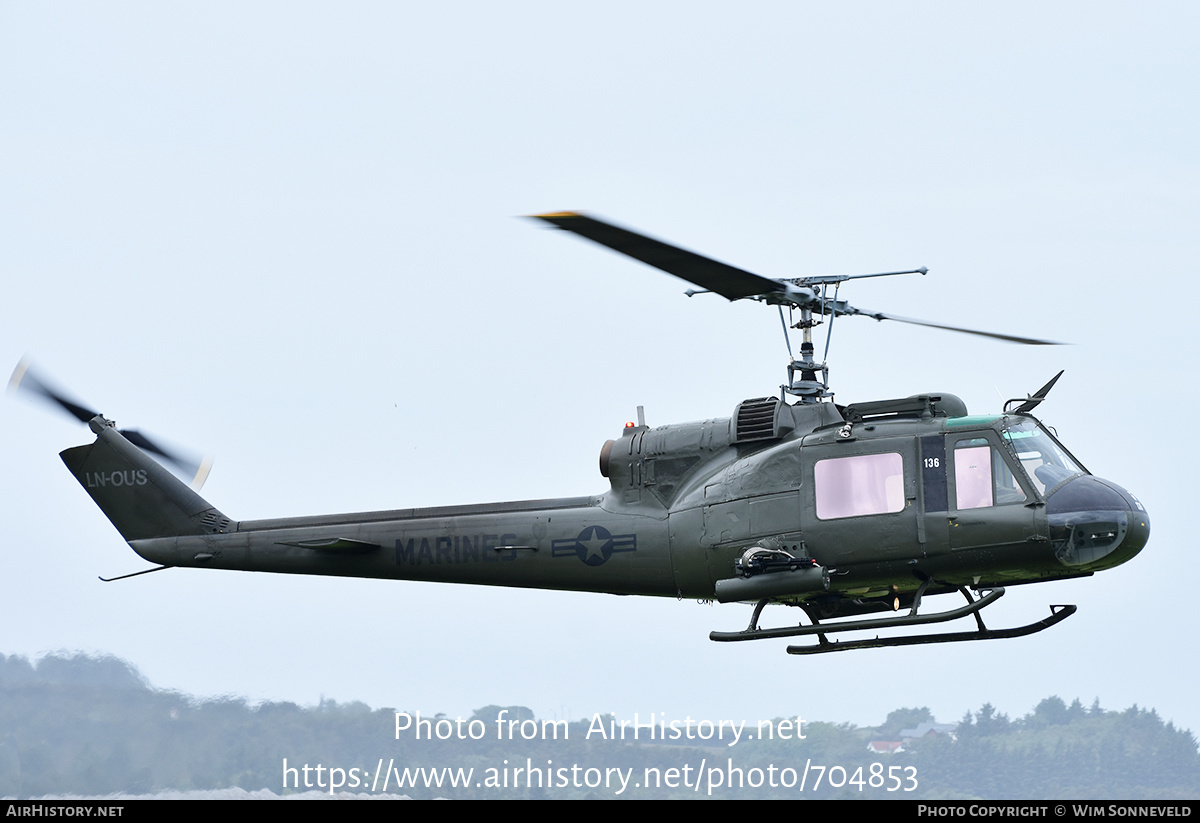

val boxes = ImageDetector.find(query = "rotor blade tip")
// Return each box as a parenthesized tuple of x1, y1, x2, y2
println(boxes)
(191, 455, 214, 490)
(7, 357, 31, 394)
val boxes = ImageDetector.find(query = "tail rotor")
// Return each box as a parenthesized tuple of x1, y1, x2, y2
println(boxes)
(8, 358, 212, 489)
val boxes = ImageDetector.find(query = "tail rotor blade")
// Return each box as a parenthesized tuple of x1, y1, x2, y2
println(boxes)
(119, 429, 210, 488)
(10, 359, 213, 489)
(8, 359, 100, 423)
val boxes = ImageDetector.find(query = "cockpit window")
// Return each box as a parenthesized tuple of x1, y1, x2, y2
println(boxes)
(953, 437, 1027, 509)
(954, 441, 993, 509)
(1000, 418, 1086, 495)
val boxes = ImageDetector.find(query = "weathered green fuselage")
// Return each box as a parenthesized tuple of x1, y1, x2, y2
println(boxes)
(62, 393, 1149, 611)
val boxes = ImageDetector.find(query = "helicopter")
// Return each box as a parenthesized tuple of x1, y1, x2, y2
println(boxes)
(12, 212, 1149, 655)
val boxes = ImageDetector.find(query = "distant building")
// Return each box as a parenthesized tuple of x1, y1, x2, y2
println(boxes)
(899, 722, 958, 740)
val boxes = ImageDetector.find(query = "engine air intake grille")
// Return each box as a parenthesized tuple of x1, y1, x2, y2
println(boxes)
(734, 397, 780, 443)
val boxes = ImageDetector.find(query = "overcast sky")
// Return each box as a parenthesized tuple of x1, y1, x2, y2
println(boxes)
(2, 1, 1198, 745)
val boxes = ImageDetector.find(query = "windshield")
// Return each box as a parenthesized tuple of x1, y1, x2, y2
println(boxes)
(1000, 417, 1086, 495)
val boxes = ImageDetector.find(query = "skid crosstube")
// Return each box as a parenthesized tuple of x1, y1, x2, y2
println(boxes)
(709, 585, 1077, 655)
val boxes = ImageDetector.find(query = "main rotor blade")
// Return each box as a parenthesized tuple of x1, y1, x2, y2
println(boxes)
(8, 359, 99, 423)
(532, 212, 786, 301)
(853, 311, 1064, 345)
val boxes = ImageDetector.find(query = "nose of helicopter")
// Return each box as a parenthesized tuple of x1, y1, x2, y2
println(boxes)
(1044, 476, 1149, 570)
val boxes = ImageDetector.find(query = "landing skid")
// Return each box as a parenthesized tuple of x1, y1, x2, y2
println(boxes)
(709, 585, 1076, 655)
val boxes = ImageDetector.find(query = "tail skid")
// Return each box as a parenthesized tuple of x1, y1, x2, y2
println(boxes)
(99, 564, 174, 582)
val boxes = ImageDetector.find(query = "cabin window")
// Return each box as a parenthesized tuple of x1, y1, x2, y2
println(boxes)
(815, 452, 905, 519)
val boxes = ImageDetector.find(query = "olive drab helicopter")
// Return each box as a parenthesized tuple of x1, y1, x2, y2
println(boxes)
(11, 212, 1149, 655)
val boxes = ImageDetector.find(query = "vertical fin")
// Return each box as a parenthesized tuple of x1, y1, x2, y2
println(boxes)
(60, 426, 231, 541)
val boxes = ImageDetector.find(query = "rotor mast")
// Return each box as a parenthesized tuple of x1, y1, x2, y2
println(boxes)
(783, 303, 828, 403)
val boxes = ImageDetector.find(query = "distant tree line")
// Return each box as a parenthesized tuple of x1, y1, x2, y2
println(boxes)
(0, 653, 1196, 799)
